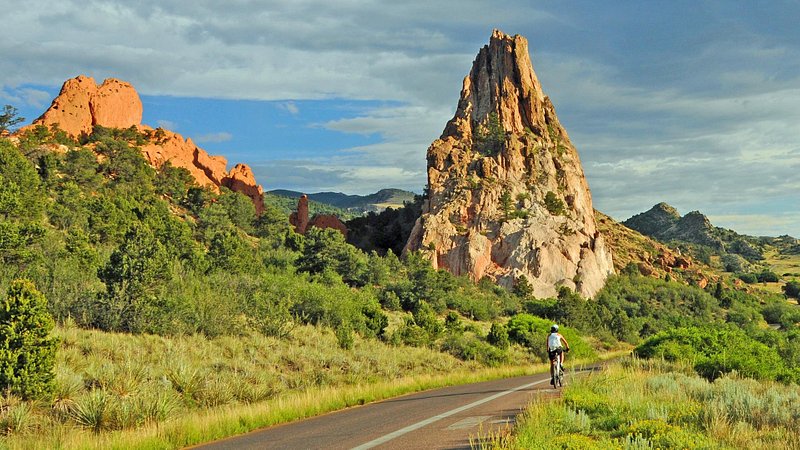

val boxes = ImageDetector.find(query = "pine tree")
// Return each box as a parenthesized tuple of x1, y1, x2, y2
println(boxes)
(0, 280, 57, 399)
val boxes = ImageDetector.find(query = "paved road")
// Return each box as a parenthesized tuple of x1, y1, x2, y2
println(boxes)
(192, 367, 589, 450)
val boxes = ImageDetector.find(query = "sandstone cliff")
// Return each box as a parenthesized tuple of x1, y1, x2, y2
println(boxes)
(404, 30, 614, 298)
(24, 75, 264, 213)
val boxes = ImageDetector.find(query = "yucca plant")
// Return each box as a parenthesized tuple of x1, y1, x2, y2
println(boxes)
(51, 369, 84, 420)
(166, 362, 204, 401)
(0, 401, 33, 435)
(135, 387, 179, 425)
(196, 375, 234, 407)
(68, 390, 113, 433)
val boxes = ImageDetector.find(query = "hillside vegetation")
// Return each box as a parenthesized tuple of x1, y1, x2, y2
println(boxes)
(621, 203, 800, 294)
(1, 123, 800, 447)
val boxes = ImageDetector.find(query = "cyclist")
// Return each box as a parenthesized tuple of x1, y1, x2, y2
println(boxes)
(547, 324, 570, 384)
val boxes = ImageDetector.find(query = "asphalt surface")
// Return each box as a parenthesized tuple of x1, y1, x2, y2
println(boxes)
(192, 367, 591, 450)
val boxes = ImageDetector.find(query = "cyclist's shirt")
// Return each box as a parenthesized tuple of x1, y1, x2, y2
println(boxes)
(547, 332, 563, 351)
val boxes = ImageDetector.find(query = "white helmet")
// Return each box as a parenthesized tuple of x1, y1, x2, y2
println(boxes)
(551, 324, 559, 332)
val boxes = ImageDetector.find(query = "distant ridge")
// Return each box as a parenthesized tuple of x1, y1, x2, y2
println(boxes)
(268, 188, 416, 213)
(623, 203, 800, 263)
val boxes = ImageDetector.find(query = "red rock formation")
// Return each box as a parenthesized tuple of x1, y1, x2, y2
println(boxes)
(289, 195, 347, 237)
(404, 30, 614, 298)
(21, 75, 265, 213)
(140, 129, 228, 188)
(223, 164, 265, 215)
(674, 256, 691, 269)
(309, 214, 348, 238)
(26, 76, 141, 137)
(290, 195, 311, 234)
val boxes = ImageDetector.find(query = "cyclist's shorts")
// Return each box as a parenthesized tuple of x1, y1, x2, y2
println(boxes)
(549, 348, 563, 361)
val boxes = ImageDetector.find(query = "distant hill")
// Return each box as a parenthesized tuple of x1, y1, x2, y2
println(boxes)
(622, 203, 800, 275)
(624, 203, 726, 251)
(268, 188, 416, 214)
(596, 211, 713, 286)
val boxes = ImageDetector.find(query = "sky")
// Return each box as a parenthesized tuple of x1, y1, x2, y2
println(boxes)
(2, 0, 799, 237)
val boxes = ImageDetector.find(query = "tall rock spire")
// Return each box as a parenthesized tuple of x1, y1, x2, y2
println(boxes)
(405, 29, 614, 298)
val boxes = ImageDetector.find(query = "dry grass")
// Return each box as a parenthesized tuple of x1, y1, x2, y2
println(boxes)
(482, 358, 800, 450)
(0, 324, 628, 449)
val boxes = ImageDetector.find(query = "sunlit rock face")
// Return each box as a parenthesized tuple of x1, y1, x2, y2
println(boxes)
(25, 75, 265, 213)
(404, 29, 614, 298)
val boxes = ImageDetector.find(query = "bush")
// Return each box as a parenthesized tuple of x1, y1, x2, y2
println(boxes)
(441, 333, 508, 366)
(757, 270, 779, 283)
(634, 326, 787, 382)
(544, 191, 566, 216)
(506, 313, 595, 361)
(0, 280, 57, 399)
(737, 273, 758, 284)
(487, 323, 510, 349)
(784, 280, 800, 299)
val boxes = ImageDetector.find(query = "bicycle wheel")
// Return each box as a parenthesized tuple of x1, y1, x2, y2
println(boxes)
(553, 361, 561, 388)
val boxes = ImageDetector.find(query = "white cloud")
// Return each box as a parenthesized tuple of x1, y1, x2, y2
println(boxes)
(277, 101, 299, 115)
(193, 132, 233, 143)
(156, 119, 177, 130)
(0, 87, 52, 109)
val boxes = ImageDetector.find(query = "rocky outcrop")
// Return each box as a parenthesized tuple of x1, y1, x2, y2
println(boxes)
(404, 30, 614, 298)
(290, 195, 311, 234)
(623, 203, 680, 237)
(596, 211, 716, 287)
(23, 75, 265, 213)
(290, 195, 347, 237)
(309, 215, 348, 237)
(623, 204, 723, 250)
(223, 164, 265, 215)
(26, 76, 142, 137)
(140, 130, 228, 187)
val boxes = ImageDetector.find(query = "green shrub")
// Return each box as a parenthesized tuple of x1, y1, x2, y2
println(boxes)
(487, 323, 510, 349)
(506, 313, 595, 361)
(737, 273, 758, 284)
(474, 112, 505, 156)
(635, 326, 787, 382)
(544, 191, 566, 215)
(784, 280, 800, 299)
(757, 270, 779, 283)
(441, 333, 508, 366)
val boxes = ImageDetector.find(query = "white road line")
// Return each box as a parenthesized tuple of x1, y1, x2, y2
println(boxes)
(351, 377, 549, 450)
(446, 415, 492, 430)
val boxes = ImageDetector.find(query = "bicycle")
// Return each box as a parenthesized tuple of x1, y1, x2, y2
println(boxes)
(550, 348, 568, 388)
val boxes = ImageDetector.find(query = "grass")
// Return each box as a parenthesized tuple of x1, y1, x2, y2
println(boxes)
(765, 249, 800, 278)
(482, 357, 800, 449)
(0, 321, 624, 449)
(760, 249, 800, 295)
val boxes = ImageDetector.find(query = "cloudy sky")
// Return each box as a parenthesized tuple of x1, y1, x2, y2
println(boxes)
(2, 0, 799, 237)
